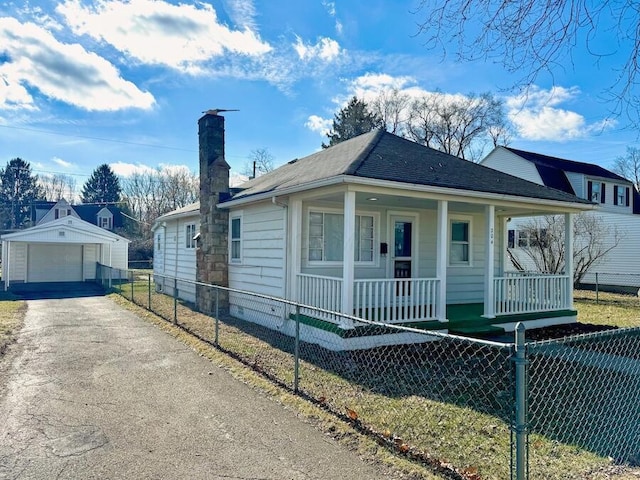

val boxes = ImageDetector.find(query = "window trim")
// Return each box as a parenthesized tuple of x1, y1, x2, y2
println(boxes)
(185, 223, 197, 249)
(305, 207, 378, 266)
(448, 215, 473, 267)
(229, 214, 242, 264)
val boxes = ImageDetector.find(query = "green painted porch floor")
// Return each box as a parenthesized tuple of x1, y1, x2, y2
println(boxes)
(292, 304, 577, 339)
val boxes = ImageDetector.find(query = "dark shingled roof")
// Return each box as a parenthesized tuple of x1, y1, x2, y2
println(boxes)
(230, 130, 592, 205)
(505, 147, 632, 194)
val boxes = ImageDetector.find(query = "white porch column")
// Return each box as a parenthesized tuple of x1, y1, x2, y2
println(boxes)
(436, 200, 448, 322)
(342, 191, 356, 320)
(289, 198, 302, 302)
(483, 205, 496, 318)
(565, 212, 574, 309)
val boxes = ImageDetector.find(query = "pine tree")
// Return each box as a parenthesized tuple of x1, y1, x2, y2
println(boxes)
(322, 96, 384, 148)
(0, 158, 43, 229)
(81, 164, 122, 204)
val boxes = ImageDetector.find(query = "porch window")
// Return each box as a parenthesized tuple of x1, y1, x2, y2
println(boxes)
(308, 211, 375, 263)
(450, 220, 470, 265)
(185, 223, 197, 249)
(230, 216, 242, 263)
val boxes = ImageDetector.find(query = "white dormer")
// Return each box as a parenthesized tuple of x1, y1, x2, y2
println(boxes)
(97, 207, 114, 230)
(37, 199, 80, 225)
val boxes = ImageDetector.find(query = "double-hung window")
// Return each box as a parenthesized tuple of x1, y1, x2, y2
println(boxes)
(185, 223, 197, 249)
(614, 185, 630, 207)
(450, 219, 470, 265)
(308, 211, 375, 263)
(230, 216, 242, 262)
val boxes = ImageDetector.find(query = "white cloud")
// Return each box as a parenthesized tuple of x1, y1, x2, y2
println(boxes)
(230, 171, 249, 187)
(225, 0, 258, 29)
(52, 157, 73, 168)
(305, 115, 333, 135)
(57, 0, 272, 73)
(110, 161, 156, 177)
(0, 17, 155, 111)
(294, 36, 341, 62)
(506, 86, 611, 141)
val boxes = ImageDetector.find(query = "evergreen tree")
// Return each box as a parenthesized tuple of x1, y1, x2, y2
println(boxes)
(0, 158, 43, 229)
(322, 96, 384, 148)
(81, 164, 122, 204)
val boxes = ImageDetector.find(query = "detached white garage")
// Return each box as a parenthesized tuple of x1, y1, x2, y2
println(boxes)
(1, 216, 129, 290)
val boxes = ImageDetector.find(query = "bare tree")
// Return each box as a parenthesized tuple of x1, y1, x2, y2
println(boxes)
(613, 146, 640, 192)
(243, 148, 275, 179)
(38, 174, 77, 202)
(121, 166, 199, 240)
(406, 91, 508, 161)
(516, 213, 623, 286)
(414, 1, 640, 128)
(370, 88, 411, 136)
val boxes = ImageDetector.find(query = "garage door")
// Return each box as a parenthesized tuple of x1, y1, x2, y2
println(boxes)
(28, 244, 83, 282)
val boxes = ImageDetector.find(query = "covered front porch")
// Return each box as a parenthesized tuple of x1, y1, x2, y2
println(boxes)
(287, 185, 581, 335)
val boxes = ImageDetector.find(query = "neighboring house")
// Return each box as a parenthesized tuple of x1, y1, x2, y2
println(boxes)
(155, 112, 597, 349)
(481, 146, 640, 289)
(33, 198, 125, 231)
(152, 202, 200, 303)
(1, 205, 130, 290)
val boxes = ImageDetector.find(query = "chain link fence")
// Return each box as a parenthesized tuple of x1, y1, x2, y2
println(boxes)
(97, 265, 640, 480)
(579, 272, 640, 296)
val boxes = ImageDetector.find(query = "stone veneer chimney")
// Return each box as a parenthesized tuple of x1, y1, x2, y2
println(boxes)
(196, 111, 230, 313)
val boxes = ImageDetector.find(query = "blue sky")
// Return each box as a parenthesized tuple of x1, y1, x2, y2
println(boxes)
(0, 0, 637, 194)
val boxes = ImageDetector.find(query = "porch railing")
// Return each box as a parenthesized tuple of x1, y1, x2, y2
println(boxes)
(297, 274, 343, 322)
(494, 274, 571, 315)
(297, 274, 440, 324)
(354, 278, 440, 323)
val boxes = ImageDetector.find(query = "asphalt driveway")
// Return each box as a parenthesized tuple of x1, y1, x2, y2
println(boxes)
(0, 293, 394, 479)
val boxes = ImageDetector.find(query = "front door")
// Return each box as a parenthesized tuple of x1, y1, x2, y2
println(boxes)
(391, 216, 414, 295)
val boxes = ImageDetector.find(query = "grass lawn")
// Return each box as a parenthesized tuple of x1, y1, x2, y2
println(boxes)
(0, 291, 25, 355)
(575, 289, 640, 328)
(112, 282, 640, 480)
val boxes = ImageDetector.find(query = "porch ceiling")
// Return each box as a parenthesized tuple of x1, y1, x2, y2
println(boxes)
(311, 191, 574, 217)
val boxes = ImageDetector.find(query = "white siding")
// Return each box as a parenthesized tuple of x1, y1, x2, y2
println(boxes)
(7, 243, 27, 283)
(446, 211, 485, 304)
(481, 147, 544, 185)
(152, 215, 199, 303)
(84, 244, 98, 279)
(229, 202, 285, 298)
(565, 172, 584, 198)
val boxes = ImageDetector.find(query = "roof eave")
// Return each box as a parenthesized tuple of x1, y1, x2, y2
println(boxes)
(218, 175, 596, 212)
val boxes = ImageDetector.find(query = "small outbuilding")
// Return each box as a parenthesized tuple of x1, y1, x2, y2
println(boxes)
(1, 215, 129, 290)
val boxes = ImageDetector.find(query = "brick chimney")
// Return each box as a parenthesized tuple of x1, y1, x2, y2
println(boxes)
(196, 111, 230, 313)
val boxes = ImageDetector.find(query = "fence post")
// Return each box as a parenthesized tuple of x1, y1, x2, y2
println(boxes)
(595, 272, 599, 304)
(294, 304, 300, 393)
(173, 278, 178, 324)
(148, 273, 151, 310)
(214, 287, 219, 346)
(513, 322, 528, 480)
(130, 270, 134, 300)
(109, 266, 112, 289)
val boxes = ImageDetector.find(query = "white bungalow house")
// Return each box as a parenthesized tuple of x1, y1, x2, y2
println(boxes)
(157, 112, 598, 348)
(481, 146, 640, 291)
(152, 202, 200, 303)
(1, 201, 129, 290)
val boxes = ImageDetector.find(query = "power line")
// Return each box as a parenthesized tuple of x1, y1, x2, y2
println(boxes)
(0, 124, 197, 153)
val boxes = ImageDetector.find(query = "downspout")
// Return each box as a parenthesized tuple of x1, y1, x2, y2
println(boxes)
(272, 196, 288, 299)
